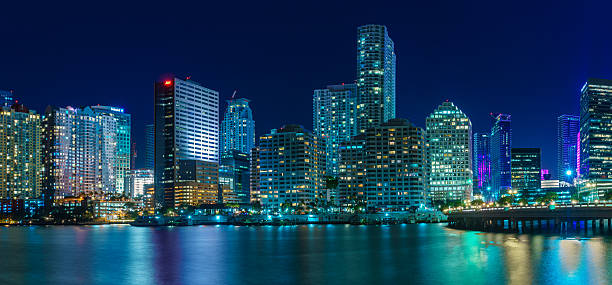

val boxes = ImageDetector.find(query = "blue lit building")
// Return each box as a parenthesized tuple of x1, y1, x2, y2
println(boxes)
(557, 115, 579, 184)
(220, 98, 255, 155)
(490, 113, 512, 200)
(313, 83, 358, 176)
(356, 24, 396, 133)
(154, 77, 219, 208)
(473, 133, 491, 200)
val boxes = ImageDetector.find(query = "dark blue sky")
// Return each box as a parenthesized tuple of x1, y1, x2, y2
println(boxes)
(2, 1, 611, 175)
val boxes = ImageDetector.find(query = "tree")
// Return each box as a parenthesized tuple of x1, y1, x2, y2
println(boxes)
(497, 196, 514, 205)
(604, 190, 612, 201)
(471, 199, 484, 207)
(326, 176, 339, 190)
(517, 198, 529, 205)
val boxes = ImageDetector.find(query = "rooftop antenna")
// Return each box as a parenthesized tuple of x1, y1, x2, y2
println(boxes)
(231, 90, 237, 99)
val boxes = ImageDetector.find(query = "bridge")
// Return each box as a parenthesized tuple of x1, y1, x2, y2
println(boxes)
(447, 203, 612, 234)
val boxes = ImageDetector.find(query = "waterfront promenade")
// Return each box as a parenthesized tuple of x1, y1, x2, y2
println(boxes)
(447, 203, 612, 234)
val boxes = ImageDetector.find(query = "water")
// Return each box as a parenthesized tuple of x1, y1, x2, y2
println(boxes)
(0, 223, 610, 285)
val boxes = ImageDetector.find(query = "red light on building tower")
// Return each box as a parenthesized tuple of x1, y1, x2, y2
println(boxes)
(164, 80, 172, 86)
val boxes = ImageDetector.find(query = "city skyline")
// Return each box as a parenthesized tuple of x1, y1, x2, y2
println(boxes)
(2, 2, 612, 176)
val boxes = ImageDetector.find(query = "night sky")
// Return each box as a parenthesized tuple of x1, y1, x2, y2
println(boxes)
(2, 1, 612, 175)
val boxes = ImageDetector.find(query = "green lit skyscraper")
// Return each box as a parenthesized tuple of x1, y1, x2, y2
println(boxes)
(579, 78, 612, 200)
(356, 24, 396, 133)
(426, 102, 473, 203)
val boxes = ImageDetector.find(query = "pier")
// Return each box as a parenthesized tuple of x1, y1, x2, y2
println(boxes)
(447, 203, 612, 234)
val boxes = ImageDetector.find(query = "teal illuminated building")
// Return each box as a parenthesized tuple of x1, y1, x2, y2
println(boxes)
(219, 150, 250, 204)
(313, 83, 358, 176)
(220, 98, 255, 155)
(578, 78, 612, 200)
(356, 24, 396, 133)
(426, 102, 473, 203)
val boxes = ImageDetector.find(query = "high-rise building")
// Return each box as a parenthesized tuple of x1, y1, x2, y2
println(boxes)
(219, 150, 250, 204)
(258, 125, 326, 209)
(557, 115, 579, 184)
(126, 169, 154, 197)
(339, 119, 427, 210)
(579, 78, 612, 200)
(91, 106, 131, 194)
(0, 90, 14, 107)
(220, 98, 255, 155)
(356, 24, 396, 133)
(42, 106, 130, 198)
(145, 124, 154, 169)
(511, 148, 542, 200)
(490, 113, 512, 201)
(0, 104, 41, 198)
(313, 83, 358, 175)
(426, 102, 473, 203)
(154, 77, 219, 208)
(473, 133, 491, 200)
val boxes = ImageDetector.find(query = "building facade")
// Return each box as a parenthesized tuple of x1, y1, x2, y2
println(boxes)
(557, 115, 579, 183)
(144, 124, 154, 169)
(42, 106, 102, 198)
(473, 133, 491, 201)
(356, 24, 396, 133)
(511, 148, 542, 200)
(490, 113, 512, 201)
(154, 77, 219, 208)
(426, 102, 473, 203)
(257, 125, 326, 209)
(0, 90, 14, 107)
(219, 150, 250, 204)
(91, 106, 131, 194)
(249, 147, 260, 203)
(220, 98, 255, 155)
(126, 169, 154, 197)
(313, 83, 358, 175)
(339, 119, 427, 210)
(0, 104, 41, 198)
(579, 78, 612, 200)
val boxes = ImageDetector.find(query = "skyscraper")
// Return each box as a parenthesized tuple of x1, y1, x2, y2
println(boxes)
(426, 102, 473, 203)
(473, 133, 491, 200)
(145, 124, 154, 169)
(313, 83, 358, 175)
(154, 77, 219, 208)
(42, 106, 101, 198)
(42, 106, 130, 198)
(579, 78, 612, 200)
(339, 119, 427, 210)
(490, 113, 512, 201)
(220, 98, 255, 155)
(258, 125, 326, 209)
(91, 106, 131, 194)
(356, 24, 396, 133)
(557, 115, 579, 184)
(0, 104, 41, 198)
(511, 148, 542, 200)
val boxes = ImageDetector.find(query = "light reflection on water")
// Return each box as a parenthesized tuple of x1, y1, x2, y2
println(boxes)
(0, 224, 611, 285)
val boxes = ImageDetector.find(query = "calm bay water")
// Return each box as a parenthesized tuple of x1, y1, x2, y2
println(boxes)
(0, 223, 610, 285)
